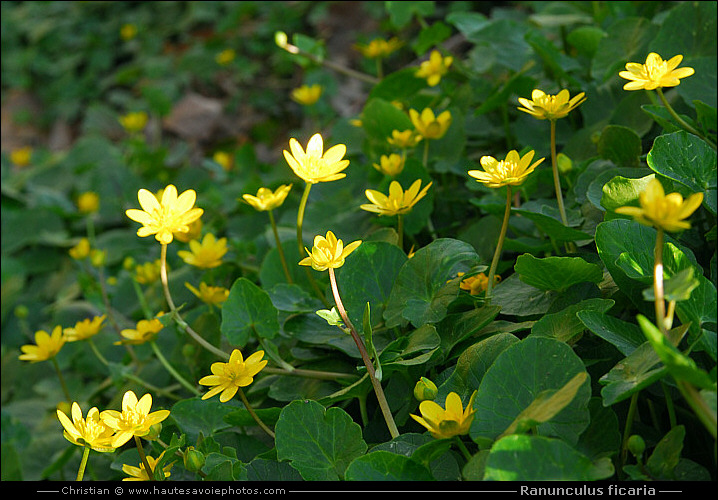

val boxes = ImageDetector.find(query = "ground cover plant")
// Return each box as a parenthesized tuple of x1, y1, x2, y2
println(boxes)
(1, 0, 716, 482)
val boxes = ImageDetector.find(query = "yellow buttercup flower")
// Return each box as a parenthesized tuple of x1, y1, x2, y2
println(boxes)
(119, 111, 148, 133)
(457, 272, 501, 295)
(415, 50, 453, 87)
(387, 129, 423, 148)
(212, 151, 233, 171)
(122, 451, 173, 481)
(298, 230, 362, 272)
(115, 318, 164, 346)
(120, 23, 137, 41)
(283, 133, 350, 184)
(185, 282, 229, 307)
(517, 89, 586, 121)
(199, 349, 268, 403)
(173, 218, 202, 243)
(373, 154, 405, 177)
(10, 146, 33, 167)
(63, 315, 106, 342)
(410, 391, 478, 440)
(242, 184, 292, 212)
(619, 52, 694, 91)
(19, 326, 66, 363)
(100, 391, 171, 448)
(409, 108, 452, 140)
(291, 84, 323, 106)
(76, 191, 100, 214)
(615, 178, 703, 232)
(215, 48, 236, 66)
(57, 403, 116, 452)
(69, 237, 91, 260)
(177, 233, 228, 269)
(361, 179, 432, 217)
(125, 184, 204, 245)
(354, 37, 402, 59)
(468, 150, 544, 188)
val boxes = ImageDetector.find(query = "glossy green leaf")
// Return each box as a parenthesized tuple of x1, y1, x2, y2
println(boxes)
(511, 209, 593, 241)
(471, 337, 591, 445)
(601, 174, 655, 213)
(597, 125, 642, 168)
(531, 298, 615, 343)
(345, 451, 433, 481)
(275, 399, 367, 480)
(245, 458, 304, 481)
(484, 435, 614, 481)
(384, 238, 480, 328)
(361, 98, 414, 144)
(221, 277, 280, 346)
(170, 397, 237, 443)
(647, 131, 717, 214)
(577, 310, 645, 356)
(515, 254, 603, 292)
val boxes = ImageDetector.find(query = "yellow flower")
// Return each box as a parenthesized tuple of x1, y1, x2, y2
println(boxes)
(63, 315, 106, 342)
(517, 89, 586, 121)
(354, 37, 403, 59)
(125, 184, 204, 245)
(410, 391, 478, 440)
(242, 184, 292, 212)
(115, 318, 164, 346)
(619, 52, 695, 91)
(415, 50, 453, 87)
(76, 191, 100, 213)
(212, 151, 233, 171)
(291, 84, 323, 106)
(215, 48, 236, 66)
(69, 237, 91, 260)
(177, 233, 228, 269)
(298, 230, 362, 272)
(134, 259, 162, 284)
(615, 178, 703, 232)
(199, 349, 268, 403)
(173, 218, 203, 243)
(361, 179, 432, 217)
(387, 129, 423, 148)
(468, 150, 544, 188)
(57, 403, 116, 452)
(283, 133, 350, 184)
(409, 108, 452, 140)
(457, 272, 501, 295)
(100, 391, 171, 448)
(119, 111, 148, 133)
(10, 146, 32, 167)
(185, 282, 229, 307)
(19, 326, 66, 363)
(122, 451, 173, 481)
(373, 154, 405, 177)
(120, 23, 137, 41)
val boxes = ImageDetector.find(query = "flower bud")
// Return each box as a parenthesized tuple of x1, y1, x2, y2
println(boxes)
(14, 305, 29, 319)
(627, 434, 646, 458)
(183, 446, 205, 473)
(557, 153, 572, 174)
(145, 422, 162, 441)
(413, 377, 438, 401)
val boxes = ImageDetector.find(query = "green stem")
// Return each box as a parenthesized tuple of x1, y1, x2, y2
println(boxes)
(87, 338, 108, 366)
(328, 268, 399, 439)
(283, 41, 379, 84)
(52, 357, 72, 404)
(486, 186, 512, 305)
(454, 436, 472, 462)
(550, 119, 569, 228)
(423, 140, 429, 168)
(135, 435, 155, 481)
(661, 381, 677, 429)
(656, 88, 716, 150)
(160, 244, 229, 360)
(397, 214, 404, 251)
(654, 228, 667, 336)
(296, 183, 331, 306)
(237, 387, 275, 439)
(620, 392, 640, 471)
(132, 279, 154, 320)
(76, 445, 91, 481)
(263, 366, 356, 381)
(150, 340, 200, 396)
(676, 380, 717, 439)
(268, 210, 293, 284)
